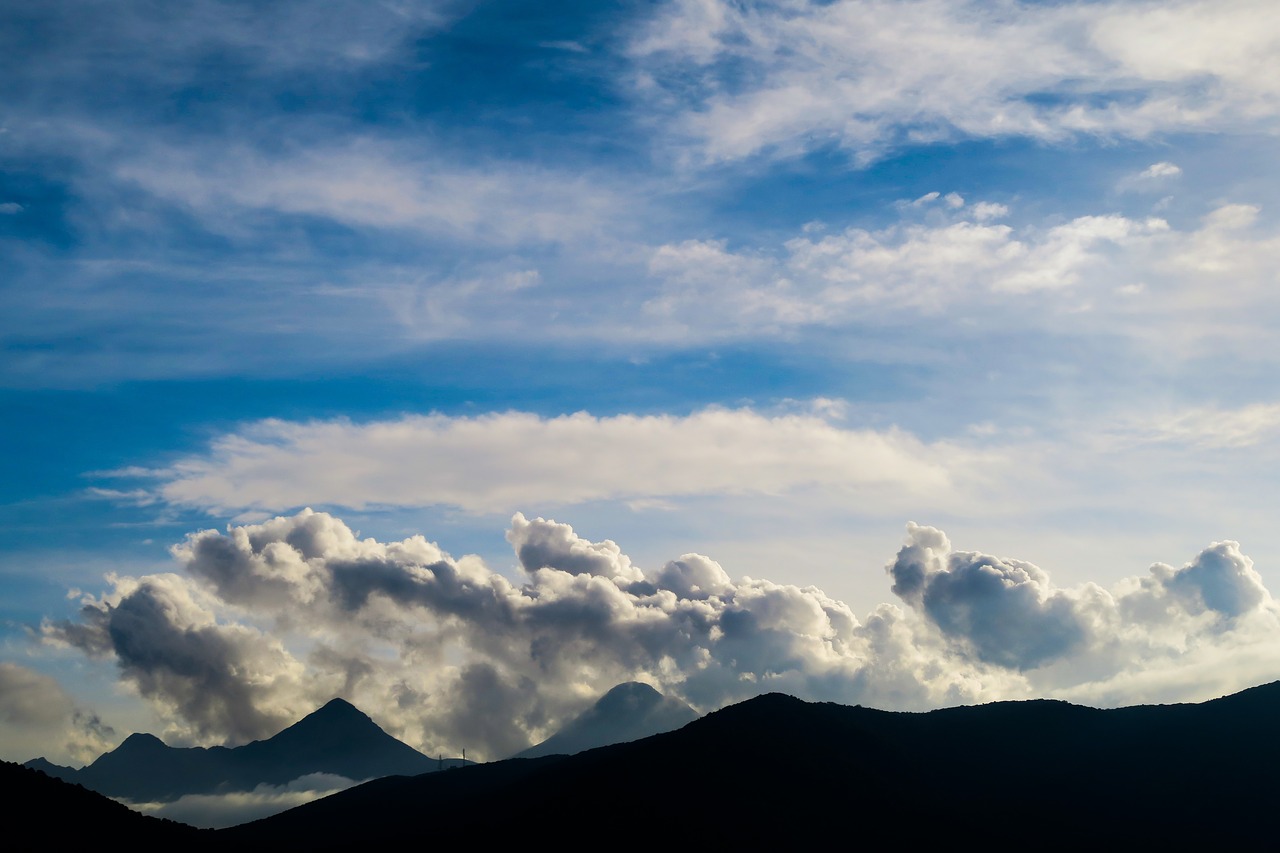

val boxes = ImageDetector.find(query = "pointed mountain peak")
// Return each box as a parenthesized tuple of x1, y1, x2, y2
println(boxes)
(262, 697, 390, 748)
(313, 697, 366, 718)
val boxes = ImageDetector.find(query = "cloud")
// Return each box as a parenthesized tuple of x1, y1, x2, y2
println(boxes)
(642, 196, 1280, 358)
(43, 510, 1280, 761)
(126, 772, 358, 829)
(1140, 162, 1183, 180)
(888, 522, 1273, 672)
(140, 408, 997, 518)
(0, 202, 22, 214)
(12, 0, 459, 95)
(114, 142, 626, 247)
(0, 662, 115, 764)
(629, 0, 1280, 163)
(44, 574, 309, 744)
(1117, 402, 1280, 449)
(646, 203, 1170, 328)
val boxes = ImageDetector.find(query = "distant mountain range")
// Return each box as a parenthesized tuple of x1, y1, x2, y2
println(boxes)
(25, 698, 461, 801)
(23, 682, 694, 803)
(20, 681, 1280, 845)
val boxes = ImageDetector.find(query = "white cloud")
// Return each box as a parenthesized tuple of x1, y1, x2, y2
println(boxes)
(0, 202, 22, 214)
(630, 0, 1280, 162)
(116, 142, 626, 247)
(144, 408, 998, 518)
(1140, 162, 1183, 180)
(646, 204, 1169, 327)
(44, 510, 1280, 762)
(970, 202, 1009, 221)
(1119, 402, 1280, 449)
(641, 196, 1280, 354)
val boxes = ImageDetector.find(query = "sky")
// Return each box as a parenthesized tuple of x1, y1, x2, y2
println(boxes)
(4, 0, 1280, 773)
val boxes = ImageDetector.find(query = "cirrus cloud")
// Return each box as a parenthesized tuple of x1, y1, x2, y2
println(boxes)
(631, 0, 1280, 163)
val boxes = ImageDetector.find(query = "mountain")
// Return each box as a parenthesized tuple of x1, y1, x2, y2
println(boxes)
(6, 760, 209, 844)
(513, 682, 698, 759)
(22, 756, 78, 781)
(222, 681, 1280, 847)
(26, 698, 461, 802)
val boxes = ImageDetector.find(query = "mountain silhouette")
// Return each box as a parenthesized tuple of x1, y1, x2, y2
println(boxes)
(6, 759, 209, 844)
(222, 681, 1280, 846)
(26, 698, 460, 802)
(513, 682, 698, 758)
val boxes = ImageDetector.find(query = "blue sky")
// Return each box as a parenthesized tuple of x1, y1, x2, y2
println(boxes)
(5, 0, 1280, 769)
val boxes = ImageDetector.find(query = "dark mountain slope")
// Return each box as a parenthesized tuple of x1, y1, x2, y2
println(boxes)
(224, 682, 1280, 847)
(2, 760, 210, 845)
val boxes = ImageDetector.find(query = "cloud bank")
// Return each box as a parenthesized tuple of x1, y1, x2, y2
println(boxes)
(44, 510, 1280, 761)
(126, 772, 358, 830)
(140, 407, 998, 517)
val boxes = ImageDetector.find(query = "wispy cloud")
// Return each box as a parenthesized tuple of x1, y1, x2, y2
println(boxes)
(1118, 402, 1280, 449)
(630, 0, 1280, 163)
(114, 141, 630, 247)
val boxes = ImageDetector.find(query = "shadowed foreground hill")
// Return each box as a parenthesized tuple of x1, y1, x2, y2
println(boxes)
(223, 681, 1280, 847)
(2, 761, 211, 844)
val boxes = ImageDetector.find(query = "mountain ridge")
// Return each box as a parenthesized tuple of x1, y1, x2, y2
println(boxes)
(26, 697, 454, 802)
(221, 679, 1280, 846)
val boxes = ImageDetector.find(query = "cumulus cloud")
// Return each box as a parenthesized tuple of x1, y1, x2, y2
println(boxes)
(44, 575, 309, 744)
(43, 510, 1280, 761)
(0, 662, 115, 764)
(887, 523, 1274, 676)
(140, 407, 997, 518)
(629, 0, 1280, 163)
